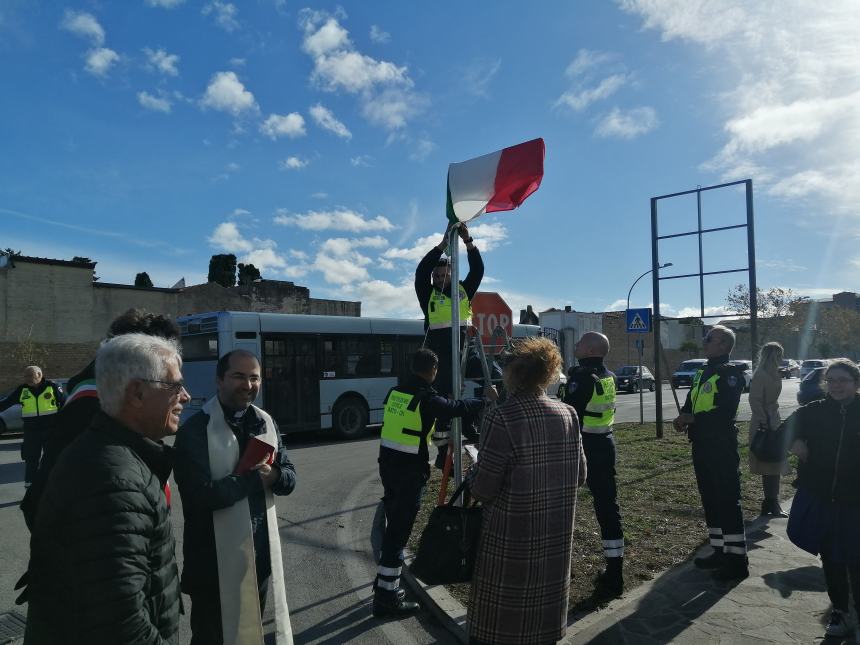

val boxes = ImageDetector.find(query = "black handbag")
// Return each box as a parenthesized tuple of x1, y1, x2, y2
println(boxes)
(410, 481, 482, 584)
(750, 422, 786, 462)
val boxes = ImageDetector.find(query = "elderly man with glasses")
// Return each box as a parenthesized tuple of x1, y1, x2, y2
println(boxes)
(24, 333, 188, 644)
(174, 349, 296, 645)
(673, 324, 749, 581)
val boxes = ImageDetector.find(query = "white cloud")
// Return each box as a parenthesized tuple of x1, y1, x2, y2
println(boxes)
(343, 279, 417, 317)
(565, 49, 615, 77)
(555, 73, 628, 111)
(146, 0, 185, 7)
(60, 10, 105, 46)
(595, 106, 659, 139)
(298, 10, 424, 130)
(378, 259, 395, 270)
(203, 1, 240, 32)
(208, 222, 253, 252)
(144, 47, 179, 76)
(468, 222, 509, 251)
(309, 104, 352, 139)
(310, 192, 329, 199)
(241, 247, 286, 272)
(200, 71, 257, 115)
(274, 208, 394, 232)
(350, 155, 373, 167)
(279, 156, 308, 170)
(382, 234, 443, 262)
(312, 237, 374, 284)
(409, 138, 436, 161)
(460, 57, 502, 99)
(229, 57, 246, 68)
(369, 25, 390, 44)
(229, 207, 249, 217)
(382, 224, 509, 264)
(137, 91, 171, 113)
(290, 250, 309, 261)
(85, 48, 120, 77)
(260, 113, 306, 139)
(621, 0, 860, 216)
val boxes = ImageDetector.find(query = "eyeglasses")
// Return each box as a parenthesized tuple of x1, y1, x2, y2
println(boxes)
(141, 379, 187, 394)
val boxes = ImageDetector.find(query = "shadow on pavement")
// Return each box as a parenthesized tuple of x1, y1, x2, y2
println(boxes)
(762, 565, 825, 598)
(571, 527, 774, 644)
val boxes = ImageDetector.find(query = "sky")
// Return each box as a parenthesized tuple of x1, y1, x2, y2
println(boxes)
(1, 1, 859, 320)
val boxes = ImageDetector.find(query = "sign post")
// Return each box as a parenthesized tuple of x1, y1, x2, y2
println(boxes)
(627, 308, 652, 425)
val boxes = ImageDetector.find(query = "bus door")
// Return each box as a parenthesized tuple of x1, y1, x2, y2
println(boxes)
(262, 334, 320, 432)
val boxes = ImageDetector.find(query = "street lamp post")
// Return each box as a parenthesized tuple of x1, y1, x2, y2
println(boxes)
(626, 262, 672, 424)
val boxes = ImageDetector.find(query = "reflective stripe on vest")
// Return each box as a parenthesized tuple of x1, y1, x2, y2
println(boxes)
(582, 376, 616, 433)
(380, 389, 435, 454)
(691, 369, 719, 414)
(19, 386, 59, 418)
(427, 284, 472, 330)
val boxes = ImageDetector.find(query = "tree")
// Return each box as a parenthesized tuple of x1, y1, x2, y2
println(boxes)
(815, 306, 860, 361)
(237, 263, 262, 286)
(12, 323, 48, 368)
(726, 284, 808, 318)
(208, 254, 237, 288)
(134, 272, 154, 288)
(72, 256, 93, 264)
(1, 247, 21, 257)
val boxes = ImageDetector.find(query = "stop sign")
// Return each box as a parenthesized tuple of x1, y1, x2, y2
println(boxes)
(471, 292, 513, 348)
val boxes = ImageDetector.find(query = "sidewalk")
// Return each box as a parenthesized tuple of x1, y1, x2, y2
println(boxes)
(407, 500, 856, 644)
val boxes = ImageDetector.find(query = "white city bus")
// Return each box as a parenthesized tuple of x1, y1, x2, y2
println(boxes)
(178, 311, 539, 437)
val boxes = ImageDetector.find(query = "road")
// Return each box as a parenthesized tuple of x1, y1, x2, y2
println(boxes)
(0, 433, 451, 644)
(612, 377, 801, 424)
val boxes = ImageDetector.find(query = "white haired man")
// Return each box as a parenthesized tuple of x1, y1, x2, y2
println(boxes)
(673, 325, 749, 581)
(24, 333, 188, 644)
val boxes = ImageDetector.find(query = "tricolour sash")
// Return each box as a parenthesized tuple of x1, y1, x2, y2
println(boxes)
(203, 398, 293, 645)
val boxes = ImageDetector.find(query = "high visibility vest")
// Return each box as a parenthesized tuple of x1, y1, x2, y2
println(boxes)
(380, 388, 435, 454)
(427, 285, 472, 330)
(582, 375, 616, 433)
(691, 370, 719, 414)
(19, 385, 59, 418)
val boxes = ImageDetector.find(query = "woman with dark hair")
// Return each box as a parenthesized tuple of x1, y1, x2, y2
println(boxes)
(468, 337, 587, 645)
(785, 358, 860, 641)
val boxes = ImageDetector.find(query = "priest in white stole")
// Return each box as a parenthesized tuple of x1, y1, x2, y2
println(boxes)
(175, 350, 296, 645)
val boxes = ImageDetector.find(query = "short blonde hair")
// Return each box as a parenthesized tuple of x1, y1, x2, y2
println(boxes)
(502, 336, 562, 395)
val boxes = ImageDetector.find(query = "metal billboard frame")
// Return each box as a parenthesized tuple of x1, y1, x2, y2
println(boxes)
(650, 179, 758, 437)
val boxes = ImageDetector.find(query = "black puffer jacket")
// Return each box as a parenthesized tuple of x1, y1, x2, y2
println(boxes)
(783, 395, 860, 505)
(24, 412, 180, 645)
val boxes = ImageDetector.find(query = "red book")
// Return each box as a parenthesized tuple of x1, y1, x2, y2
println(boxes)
(234, 436, 275, 475)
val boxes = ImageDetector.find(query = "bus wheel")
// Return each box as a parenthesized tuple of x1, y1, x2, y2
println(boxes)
(333, 396, 368, 438)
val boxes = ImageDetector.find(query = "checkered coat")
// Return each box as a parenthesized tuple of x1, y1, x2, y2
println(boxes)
(468, 392, 586, 645)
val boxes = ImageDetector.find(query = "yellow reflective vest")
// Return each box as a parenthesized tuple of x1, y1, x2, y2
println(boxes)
(582, 375, 616, 433)
(20, 385, 59, 418)
(691, 370, 719, 414)
(380, 388, 435, 454)
(427, 284, 472, 330)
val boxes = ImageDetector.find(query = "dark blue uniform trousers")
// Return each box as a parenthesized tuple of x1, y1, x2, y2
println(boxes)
(375, 449, 428, 594)
(691, 428, 747, 559)
(582, 432, 624, 558)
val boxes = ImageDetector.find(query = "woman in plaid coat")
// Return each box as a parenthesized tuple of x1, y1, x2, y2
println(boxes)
(469, 337, 587, 645)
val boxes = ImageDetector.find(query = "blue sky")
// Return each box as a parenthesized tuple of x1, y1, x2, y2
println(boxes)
(1, 1, 858, 319)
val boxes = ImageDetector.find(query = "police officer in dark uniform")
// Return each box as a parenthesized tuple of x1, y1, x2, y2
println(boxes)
(414, 224, 484, 465)
(372, 348, 496, 618)
(562, 331, 625, 596)
(673, 324, 748, 580)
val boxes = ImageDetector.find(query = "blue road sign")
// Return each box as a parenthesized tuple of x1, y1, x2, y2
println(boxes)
(626, 307, 652, 333)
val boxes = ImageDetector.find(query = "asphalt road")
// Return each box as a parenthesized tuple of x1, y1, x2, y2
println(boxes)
(0, 431, 451, 645)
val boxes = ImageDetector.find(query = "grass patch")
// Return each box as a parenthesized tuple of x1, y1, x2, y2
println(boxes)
(407, 422, 796, 614)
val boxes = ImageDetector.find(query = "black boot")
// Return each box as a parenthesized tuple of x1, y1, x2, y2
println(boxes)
(372, 590, 419, 618)
(693, 549, 724, 570)
(594, 557, 623, 596)
(712, 555, 749, 581)
(761, 498, 788, 518)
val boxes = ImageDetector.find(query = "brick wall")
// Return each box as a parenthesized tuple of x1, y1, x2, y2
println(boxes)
(0, 341, 99, 392)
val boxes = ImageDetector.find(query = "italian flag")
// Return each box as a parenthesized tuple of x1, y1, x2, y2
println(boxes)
(446, 138, 545, 224)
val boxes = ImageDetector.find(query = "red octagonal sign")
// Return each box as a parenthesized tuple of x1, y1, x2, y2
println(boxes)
(471, 291, 513, 349)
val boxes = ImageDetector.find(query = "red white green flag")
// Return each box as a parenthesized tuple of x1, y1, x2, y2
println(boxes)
(446, 138, 545, 224)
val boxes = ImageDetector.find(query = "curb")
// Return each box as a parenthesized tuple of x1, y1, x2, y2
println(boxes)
(401, 551, 468, 644)
(403, 501, 792, 644)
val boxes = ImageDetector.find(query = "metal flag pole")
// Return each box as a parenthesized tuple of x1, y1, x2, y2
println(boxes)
(448, 225, 463, 496)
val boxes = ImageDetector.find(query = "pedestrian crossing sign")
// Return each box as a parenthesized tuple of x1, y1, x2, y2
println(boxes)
(626, 307, 652, 333)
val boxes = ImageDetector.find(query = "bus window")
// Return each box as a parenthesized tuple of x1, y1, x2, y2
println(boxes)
(182, 333, 218, 361)
(380, 340, 393, 374)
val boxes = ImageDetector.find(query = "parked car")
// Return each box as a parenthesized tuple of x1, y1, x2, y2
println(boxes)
(548, 368, 568, 399)
(800, 359, 830, 380)
(729, 360, 753, 392)
(778, 359, 800, 379)
(672, 359, 707, 388)
(0, 379, 68, 435)
(797, 367, 827, 405)
(615, 365, 655, 393)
